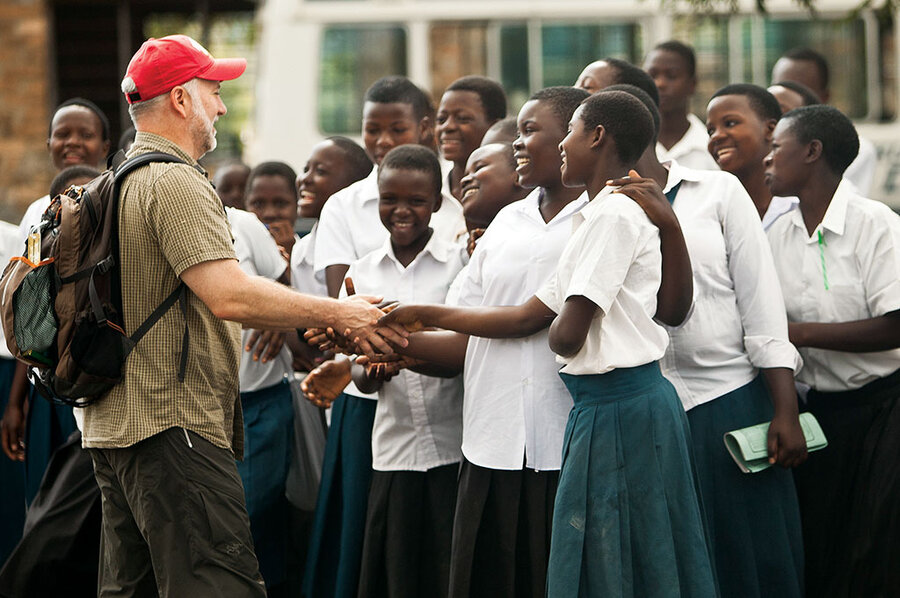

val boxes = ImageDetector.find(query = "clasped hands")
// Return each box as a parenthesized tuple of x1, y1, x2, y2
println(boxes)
(305, 301, 426, 382)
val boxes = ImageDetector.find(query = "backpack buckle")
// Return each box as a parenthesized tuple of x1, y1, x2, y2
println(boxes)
(96, 255, 115, 274)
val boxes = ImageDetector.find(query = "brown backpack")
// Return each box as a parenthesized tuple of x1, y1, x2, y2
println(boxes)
(0, 151, 190, 406)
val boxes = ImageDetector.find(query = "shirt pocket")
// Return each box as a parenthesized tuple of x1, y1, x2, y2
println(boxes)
(826, 283, 870, 322)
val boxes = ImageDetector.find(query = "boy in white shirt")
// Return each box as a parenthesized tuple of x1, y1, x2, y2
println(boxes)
(303, 77, 463, 598)
(348, 145, 465, 598)
(765, 104, 900, 598)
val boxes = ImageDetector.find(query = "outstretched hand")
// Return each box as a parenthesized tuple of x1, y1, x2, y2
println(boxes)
(300, 359, 352, 409)
(377, 303, 428, 333)
(357, 353, 424, 383)
(608, 169, 677, 229)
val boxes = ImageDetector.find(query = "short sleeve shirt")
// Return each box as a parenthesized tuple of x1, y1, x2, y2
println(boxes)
(227, 207, 292, 393)
(536, 187, 669, 375)
(82, 132, 244, 455)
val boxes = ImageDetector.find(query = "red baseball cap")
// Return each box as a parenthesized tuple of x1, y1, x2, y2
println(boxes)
(121, 35, 246, 104)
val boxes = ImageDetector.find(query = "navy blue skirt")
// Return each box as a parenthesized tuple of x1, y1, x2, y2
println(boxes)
(687, 376, 803, 598)
(303, 393, 376, 598)
(549, 363, 717, 598)
(236, 380, 294, 590)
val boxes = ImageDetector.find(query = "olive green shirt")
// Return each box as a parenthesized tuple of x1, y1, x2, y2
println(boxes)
(82, 132, 243, 456)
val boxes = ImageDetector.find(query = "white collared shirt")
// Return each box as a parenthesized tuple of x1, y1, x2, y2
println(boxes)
(536, 186, 669, 375)
(763, 195, 799, 231)
(227, 207, 293, 392)
(0, 219, 20, 360)
(457, 188, 588, 471)
(313, 168, 465, 276)
(844, 136, 878, 197)
(656, 113, 720, 172)
(291, 225, 327, 298)
(344, 232, 466, 471)
(767, 180, 900, 392)
(660, 162, 800, 409)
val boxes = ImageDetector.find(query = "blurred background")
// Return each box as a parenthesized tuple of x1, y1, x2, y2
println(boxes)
(2, 0, 898, 223)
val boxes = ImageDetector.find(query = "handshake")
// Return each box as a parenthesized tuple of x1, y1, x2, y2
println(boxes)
(305, 278, 431, 387)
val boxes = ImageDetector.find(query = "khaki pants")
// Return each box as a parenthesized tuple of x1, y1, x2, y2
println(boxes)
(89, 427, 267, 597)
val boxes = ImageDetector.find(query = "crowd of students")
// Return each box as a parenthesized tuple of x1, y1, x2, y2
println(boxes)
(1, 39, 898, 598)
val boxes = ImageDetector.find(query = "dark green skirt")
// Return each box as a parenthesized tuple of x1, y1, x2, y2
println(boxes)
(303, 393, 376, 598)
(550, 363, 717, 598)
(687, 376, 803, 598)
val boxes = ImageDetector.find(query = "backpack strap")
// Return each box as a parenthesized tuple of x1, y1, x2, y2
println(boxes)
(113, 151, 187, 181)
(114, 151, 193, 383)
(125, 282, 190, 382)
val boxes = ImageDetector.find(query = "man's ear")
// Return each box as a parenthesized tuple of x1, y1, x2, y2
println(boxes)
(433, 193, 442, 213)
(170, 86, 190, 119)
(590, 124, 605, 149)
(806, 139, 823, 165)
(764, 118, 777, 142)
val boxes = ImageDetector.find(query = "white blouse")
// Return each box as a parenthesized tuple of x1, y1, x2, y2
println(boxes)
(536, 186, 668, 376)
(456, 188, 588, 471)
(767, 180, 900, 392)
(227, 207, 293, 393)
(344, 233, 466, 471)
(660, 162, 800, 409)
(655, 113, 720, 172)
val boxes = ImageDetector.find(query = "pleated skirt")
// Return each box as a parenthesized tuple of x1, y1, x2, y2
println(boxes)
(236, 380, 294, 590)
(687, 376, 803, 598)
(549, 362, 717, 598)
(302, 392, 376, 598)
(792, 368, 900, 598)
(449, 459, 559, 598)
(357, 463, 458, 598)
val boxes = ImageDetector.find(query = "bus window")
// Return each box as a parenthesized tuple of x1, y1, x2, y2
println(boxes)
(319, 25, 408, 134)
(762, 18, 868, 118)
(430, 22, 489, 101)
(672, 16, 731, 118)
(541, 23, 641, 87)
(499, 23, 530, 112)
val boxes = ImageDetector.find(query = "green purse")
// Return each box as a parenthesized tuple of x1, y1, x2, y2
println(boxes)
(724, 412, 828, 473)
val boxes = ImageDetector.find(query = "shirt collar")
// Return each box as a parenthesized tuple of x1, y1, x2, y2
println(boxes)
(786, 178, 855, 239)
(360, 169, 381, 205)
(520, 187, 590, 223)
(819, 178, 856, 236)
(374, 227, 454, 269)
(661, 159, 704, 193)
(574, 185, 616, 226)
(128, 132, 201, 171)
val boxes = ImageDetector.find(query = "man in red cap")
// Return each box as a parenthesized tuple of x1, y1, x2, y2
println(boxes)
(81, 35, 405, 597)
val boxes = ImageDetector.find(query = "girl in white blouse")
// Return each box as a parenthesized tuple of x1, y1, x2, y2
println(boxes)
(380, 91, 716, 598)
(765, 105, 900, 598)
(607, 82, 807, 598)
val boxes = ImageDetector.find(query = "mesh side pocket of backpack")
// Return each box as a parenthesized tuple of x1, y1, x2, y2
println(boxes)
(12, 264, 57, 365)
